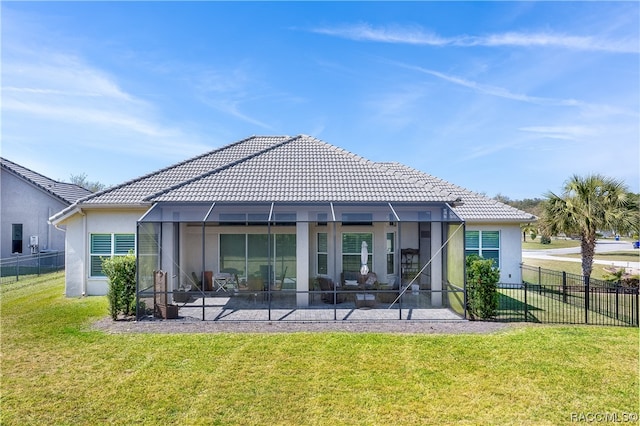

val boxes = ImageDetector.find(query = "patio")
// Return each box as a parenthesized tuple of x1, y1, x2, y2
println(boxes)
(139, 280, 466, 321)
(136, 201, 467, 322)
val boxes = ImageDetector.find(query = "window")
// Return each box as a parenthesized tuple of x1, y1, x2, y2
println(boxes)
(386, 232, 395, 274)
(12, 224, 23, 254)
(465, 230, 500, 267)
(317, 233, 328, 274)
(219, 234, 296, 284)
(90, 233, 136, 277)
(342, 233, 373, 274)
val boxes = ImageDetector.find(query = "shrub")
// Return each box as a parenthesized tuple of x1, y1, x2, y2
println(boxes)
(540, 235, 551, 244)
(466, 255, 500, 320)
(102, 253, 136, 320)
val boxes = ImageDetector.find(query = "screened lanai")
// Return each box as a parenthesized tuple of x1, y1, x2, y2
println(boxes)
(136, 201, 466, 321)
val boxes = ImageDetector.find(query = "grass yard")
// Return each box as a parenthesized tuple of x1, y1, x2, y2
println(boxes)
(522, 239, 581, 250)
(2, 273, 638, 425)
(522, 258, 609, 279)
(551, 251, 640, 264)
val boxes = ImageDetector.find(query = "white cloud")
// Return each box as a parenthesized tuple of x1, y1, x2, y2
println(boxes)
(310, 23, 639, 53)
(2, 48, 210, 159)
(187, 65, 277, 130)
(393, 62, 637, 117)
(518, 125, 596, 141)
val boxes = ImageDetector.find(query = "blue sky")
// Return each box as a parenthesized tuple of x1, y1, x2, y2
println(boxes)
(2, 2, 638, 200)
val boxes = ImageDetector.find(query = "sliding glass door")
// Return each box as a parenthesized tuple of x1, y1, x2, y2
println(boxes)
(220, 233, 296, 286)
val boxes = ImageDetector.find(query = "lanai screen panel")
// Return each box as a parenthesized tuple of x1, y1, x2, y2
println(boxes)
(140, 201, 462, 224)
(391, 203, 462, 223)
(139, 203, 214, 223)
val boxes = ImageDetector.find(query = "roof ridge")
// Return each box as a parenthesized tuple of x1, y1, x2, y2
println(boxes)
(1, 156, 89, 204)
(380, 162, 533, 217)
(143, 135, 301, 202)
(74, 135, 279, 204)
(375, 161, 456, 201)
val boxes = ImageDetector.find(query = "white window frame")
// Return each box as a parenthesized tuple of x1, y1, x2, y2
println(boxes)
(465, 230, 500, 267)
(317, 233, 328, 275)
(341, 232, 373, 275)
(90, 233, 136, 277)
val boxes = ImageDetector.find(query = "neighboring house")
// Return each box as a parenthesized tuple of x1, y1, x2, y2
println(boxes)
(50, 135, 535, 312)
(1, 157, 91, 259)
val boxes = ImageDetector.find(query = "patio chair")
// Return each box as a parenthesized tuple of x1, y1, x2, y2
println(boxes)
(271, 267, 287, 291)
(317, 276, 344, 304)
(190, 272, 202, 290)
(214, 272, 233, 292)
(246, 276, 265, 303)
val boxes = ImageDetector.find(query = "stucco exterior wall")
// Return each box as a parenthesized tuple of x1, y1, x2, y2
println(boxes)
(61, 206, 526, 297)
(1, 169, 69, 258)
(465, 223, 523, 284)
(63, 208, 147, 296)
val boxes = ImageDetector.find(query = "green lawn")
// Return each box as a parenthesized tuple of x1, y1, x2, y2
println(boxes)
(551, 251, 640, 263)
(2, 273, 638, 425)
(522, 238, 581, 250)
(522, 258, 606, 279)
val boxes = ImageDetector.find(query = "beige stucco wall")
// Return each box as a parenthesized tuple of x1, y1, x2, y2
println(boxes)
(62, 208, 147, 296)
(465, 223, 523, 284)
(60, 206, 525, 297)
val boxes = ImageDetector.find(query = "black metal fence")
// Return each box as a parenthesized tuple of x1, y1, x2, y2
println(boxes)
(0, 251, 65, 284)
(495, 265, 639, 327)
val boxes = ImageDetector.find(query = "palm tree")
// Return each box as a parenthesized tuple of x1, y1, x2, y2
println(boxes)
(540, 174, 635, 282)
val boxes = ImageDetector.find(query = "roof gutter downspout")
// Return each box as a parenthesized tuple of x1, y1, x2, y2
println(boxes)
(51, 207, 87, 296)
(80, 209, 87, 297)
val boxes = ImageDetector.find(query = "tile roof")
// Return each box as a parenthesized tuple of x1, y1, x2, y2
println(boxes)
(81, 136, 291, 205)
(150, 135, 455, 203)
(378, 162, 536, 222)
(55, 135, 535, 222)
(1, 157, 92, 204)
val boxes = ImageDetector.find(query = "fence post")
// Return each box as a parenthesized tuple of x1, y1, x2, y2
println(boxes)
(538, 267, 542, 295)
(15, 254, 20, 282)
(562, 272, 567, 304)
(635, 287, 640, 325)
(584, 275, 590, 324)
(615, 281, 620, 321)
(524, 281, 528, 322)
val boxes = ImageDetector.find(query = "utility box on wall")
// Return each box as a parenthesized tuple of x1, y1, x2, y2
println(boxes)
(29, 235, 39, 254)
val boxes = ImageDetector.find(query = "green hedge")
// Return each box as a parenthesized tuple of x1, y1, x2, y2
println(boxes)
(102, 253, 136, 320)
(466, 254, 500, 320)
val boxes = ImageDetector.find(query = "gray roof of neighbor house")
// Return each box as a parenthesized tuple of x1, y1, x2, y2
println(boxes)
(51, 135, 535, 223)
(378, 162, 535, 222)
(1, 157, 92, 204)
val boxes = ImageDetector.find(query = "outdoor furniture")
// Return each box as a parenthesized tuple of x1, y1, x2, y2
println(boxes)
(271, 267, 287, 291)
(376, 283, 399, 304)
(317, 276, 344, 304)
(154, 270, 178, 319)
(190, 272, 202, 290)
(246, 276, 264, 303)
(355, 293, 375, 308)
(203, 271, 213, 291)
(214, 272, 233, 292)
(362, 272, 378, 289)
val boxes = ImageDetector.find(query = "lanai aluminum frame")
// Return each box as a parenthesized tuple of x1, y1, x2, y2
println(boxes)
(136, 201, 466, 321)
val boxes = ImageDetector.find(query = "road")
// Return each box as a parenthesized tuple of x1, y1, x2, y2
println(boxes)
(522, 240, 640, 273)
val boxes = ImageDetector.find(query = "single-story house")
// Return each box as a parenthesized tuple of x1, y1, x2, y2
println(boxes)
(1, 157, 91, 259)
(50, 135, 535, 318)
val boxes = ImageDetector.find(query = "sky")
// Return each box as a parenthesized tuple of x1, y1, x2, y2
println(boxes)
(2, 1, 639, 200)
